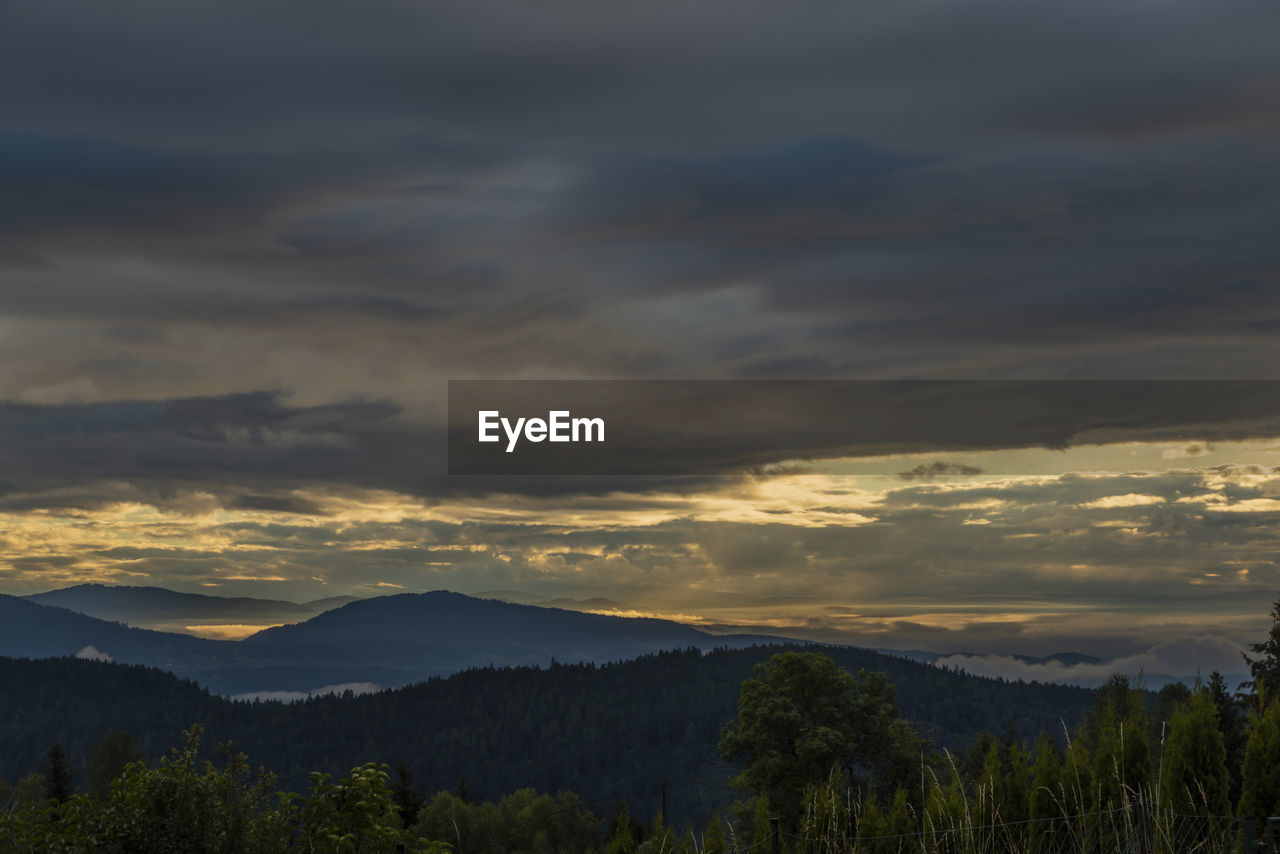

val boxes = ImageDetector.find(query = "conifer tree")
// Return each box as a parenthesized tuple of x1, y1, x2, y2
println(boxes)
(1029, 733, 1062, 822)
(1208, 670, 1246, 805)
(1239, 697, 1280, 818)
(701, 813, 728, 854)
(1243, 597, 1280, 702)
(1159, 690, 1229, 815)
(44, 743, 73, 804)
(85, 731, 145, 802)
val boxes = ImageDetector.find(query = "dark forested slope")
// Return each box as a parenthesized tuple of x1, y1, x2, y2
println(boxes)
(0, 644, 1094, 823)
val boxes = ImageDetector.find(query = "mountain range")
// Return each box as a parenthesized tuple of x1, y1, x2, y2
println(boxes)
(21, 584, 362, 638)
(0, 589, 785, 695)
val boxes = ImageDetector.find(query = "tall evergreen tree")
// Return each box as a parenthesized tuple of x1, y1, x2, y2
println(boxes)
(392, 763, 426, 828)
(85, 730, 145, 801)
(1029, 733, 1062, 822)
(1208, 671, 1247, 806)
(1238, 698, 1280, 818)
(1159, 691, 1229, 815)
(1087, 676, 1150, 807)
(1243, 596, 1280, 702)
(44, 744, 73, 804)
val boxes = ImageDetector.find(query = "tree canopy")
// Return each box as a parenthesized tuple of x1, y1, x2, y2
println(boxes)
(718, 651, 925, 828)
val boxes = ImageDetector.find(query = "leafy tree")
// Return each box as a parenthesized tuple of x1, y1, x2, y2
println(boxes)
(43, 744, 73, 805)
(0, 726, 452, 854)
(1159, 690, 1229, 815)
(718, 651, 924, 828)
(11, 772, 47, 809)
(104, 726, 290, 853)
(85, 729, 145, 801)
(298, 762, 444, 854)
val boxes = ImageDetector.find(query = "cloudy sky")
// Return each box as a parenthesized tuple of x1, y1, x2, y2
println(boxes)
(2, 0, 1280, 675)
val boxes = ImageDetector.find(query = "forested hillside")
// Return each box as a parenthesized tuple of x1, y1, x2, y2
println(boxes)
(0, 643, 1095, 824)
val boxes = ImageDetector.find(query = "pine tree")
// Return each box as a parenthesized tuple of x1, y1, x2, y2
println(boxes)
(1003, 740, 1031, 824)
(44, 744, 73, 804)
(1208, 671, 1247, 806)
(1239, 698, 1280, 818)
(391, 763, 425, 828)
(1087, 677, 1151, 808)
(85, 730, 145, 801)
(1159, 690, 1229, 815)
(701, 812, 727, 854)
(1029, 733, 1062, 822)
(1243, 597, 1280, 702)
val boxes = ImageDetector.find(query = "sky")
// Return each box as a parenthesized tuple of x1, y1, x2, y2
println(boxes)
(2, 0, 1280, 679)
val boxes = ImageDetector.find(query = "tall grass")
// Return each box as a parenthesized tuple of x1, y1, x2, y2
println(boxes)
(782, 742, 1237, 854)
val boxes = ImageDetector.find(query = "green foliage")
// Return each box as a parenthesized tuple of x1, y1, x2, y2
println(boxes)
(1002, 738, 1031, 824)
(1243, 596, 1280, 703)
(43, 744, 73, 805)
(0, 647, 1097, 827)
(1238, 696, 1280, 818)
(748, 793, 772, 848)
(84, 731, 145, 802)
(0, 727, 449, 854)
(718, 651, 925, 828)
(797, 766, 854, 847)
(700, 812, 727, 854)
(413, 787, 601, 854)
(390, 763, 425, 829)
(1159, 689, 1229, 815)
(298, 763, 411, 853)
(1085, 675, 1151, 808)
(1207, 670, 1246, 806)
(605, 800, 639, 854)
(1028, 733, 1062, 822)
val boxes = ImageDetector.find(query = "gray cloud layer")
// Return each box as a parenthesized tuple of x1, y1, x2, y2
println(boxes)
(2, 0, 1280, 661)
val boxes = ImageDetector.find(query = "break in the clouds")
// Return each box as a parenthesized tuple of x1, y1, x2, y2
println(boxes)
(2, 0, 1280, 662)
(4, 462, 1280, 664)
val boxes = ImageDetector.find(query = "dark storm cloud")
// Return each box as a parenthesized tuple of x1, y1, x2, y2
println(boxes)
(3, 0, 1276, 150)
(450, 380, 1280, 475)
(1, 0, 1279, 501)
(0, 392, 415, 504)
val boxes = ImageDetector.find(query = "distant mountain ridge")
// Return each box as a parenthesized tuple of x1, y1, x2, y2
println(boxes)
(23, 584, 360, 628)
(476, 590, 632, 612)
(0, 589, 786, 695)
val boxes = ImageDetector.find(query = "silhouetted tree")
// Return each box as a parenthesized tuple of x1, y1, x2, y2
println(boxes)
(1243, 597, 1280, 701)
(85, 730, 145, 801)
(44, 744, 73, 804)
(1208, 671, 1246, 805)
(719, 651, 925, 829)
(1159, 691, 1229, 815)
(1239, 697, 1280, 818)
(392, 763, 425, 828)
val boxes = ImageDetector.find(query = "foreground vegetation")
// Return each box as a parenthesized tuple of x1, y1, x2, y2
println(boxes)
(0, 644, 1095, 823)
(8, 601, 1280, 852)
